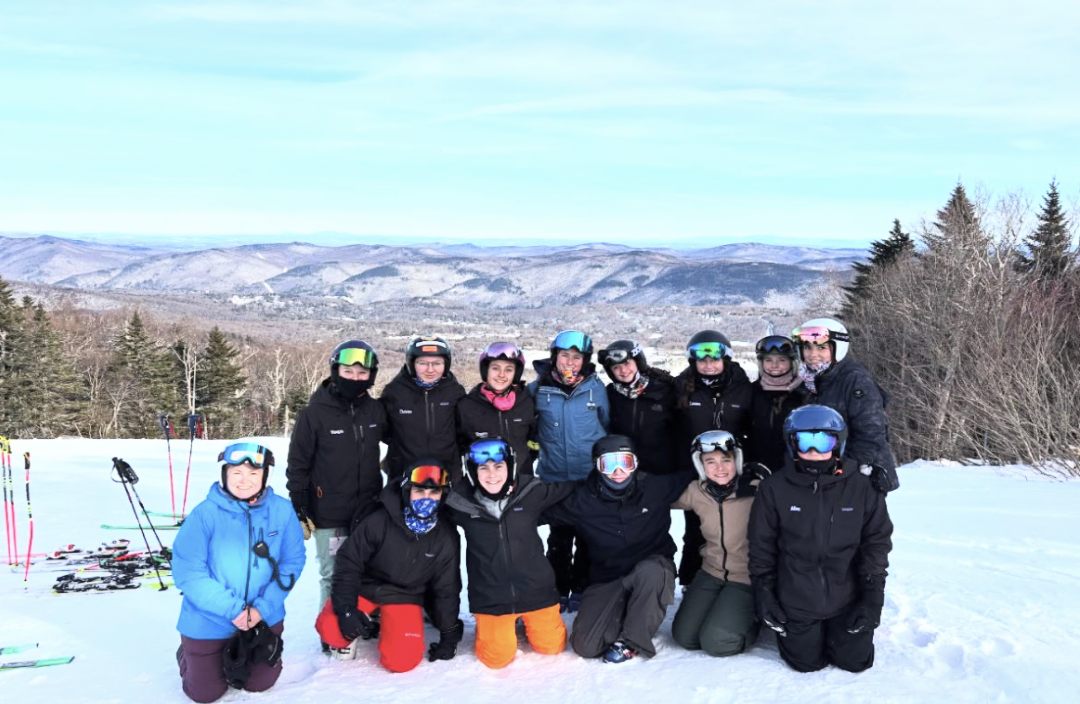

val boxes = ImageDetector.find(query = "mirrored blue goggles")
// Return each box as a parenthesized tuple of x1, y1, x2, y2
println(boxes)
(687, 341, 729, 360)
(793, 431, 839, 455)
(597, 451, 638, 475)
(552, 330, 591, 352)
(757, 336, 795, 356)
(469, 439, 510, 465)
(218, 443, 275, 469)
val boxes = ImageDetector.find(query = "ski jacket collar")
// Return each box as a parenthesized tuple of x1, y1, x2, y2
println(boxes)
(206, 482, 277, 514)
(390, 366, 461, 396)
(532, 359, 599, 395)
(445, 472, 540, 516)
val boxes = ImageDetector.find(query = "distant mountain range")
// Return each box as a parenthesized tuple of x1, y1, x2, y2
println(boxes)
(0, 234, 863, 307)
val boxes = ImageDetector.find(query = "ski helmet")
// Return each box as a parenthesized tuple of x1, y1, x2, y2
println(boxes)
(755, 335, 798, 377)
(478, 341, 526, 386)
(598, 339, 649, 377)
(218, 442, 275, 501)
(330, 340, 379, 378)
(549, 330, 594, 363)
(592, 434, 638, 472)
(685, 330, 732, 363)
(406, 336, 452, 377)
(399, 459, 451, 504)
(792, 318, 850, 363)
(690, 430, 744, 480)
(782, 405, 848, 460)
(465, 437, 516, 500)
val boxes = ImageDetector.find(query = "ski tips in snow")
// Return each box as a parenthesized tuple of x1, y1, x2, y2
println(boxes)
(0, 643, 74, 671)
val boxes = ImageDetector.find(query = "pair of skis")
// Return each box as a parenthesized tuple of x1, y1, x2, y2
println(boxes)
(159, 413, 203, 523)
(1, 438, 34, 582)
(0, 643, 74, 671)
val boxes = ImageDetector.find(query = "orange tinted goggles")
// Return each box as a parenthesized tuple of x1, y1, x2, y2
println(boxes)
(406, 465, 450, 487)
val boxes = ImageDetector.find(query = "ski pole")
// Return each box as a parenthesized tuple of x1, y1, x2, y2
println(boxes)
(180, 414, 202, 519)
(23, 452, 33, 584)
(159, 414, 176, 522)
(111, 458, 168, 591)
(2, 437, 13, 567)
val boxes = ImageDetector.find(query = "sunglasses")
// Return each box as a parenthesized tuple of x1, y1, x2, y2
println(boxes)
(406, 464, 450, 487)
(553, 330, 592, 353)
(334, 347, 376, 368)
(793, 431, 839, 455)
(597, 451, 638, 475)
(218, 443, 275, 469)
(696, 430, 737, 454)
(687, 341, 729, 360)
(468, 439, 510, 465)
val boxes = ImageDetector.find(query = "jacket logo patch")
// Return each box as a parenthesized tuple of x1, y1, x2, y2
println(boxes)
(841, 507, 854, 512)
(513, 506, 524, 511)
(440, 402, 450, 406)
(854, 389, 865, 399)
(399, 409, 413, 414)
(330, 429, 344, 435)
(424, 552, 435, 558)
(790, 506, 802, 512)
(641, 508, 649, 513)
(513, 417, 522, 422)
(370, 424, 378, 428)
(730, 404, 741, 409)
(269, 531, 278, 537)
(651, 404, 663, 412)
(690, 401, 702, 407)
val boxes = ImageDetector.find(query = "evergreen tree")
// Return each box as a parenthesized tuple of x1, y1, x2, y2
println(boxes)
(0, 276, 19, 430)
(1017, 179, 1075, 279)
(842, 219, 916, 319)
(922, 183, 986, 254)
(13, 304, 87, 436)
(108, 312, 181, 437)
(198, 327, 245, 438)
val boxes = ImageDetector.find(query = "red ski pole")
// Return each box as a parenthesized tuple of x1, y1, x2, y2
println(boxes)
(180, 414, 202, 520)
(2, 437, 13, 566)
(23, 452, 33, 583)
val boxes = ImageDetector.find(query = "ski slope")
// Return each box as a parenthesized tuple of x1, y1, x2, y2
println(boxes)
(1, 438, 1077, 703)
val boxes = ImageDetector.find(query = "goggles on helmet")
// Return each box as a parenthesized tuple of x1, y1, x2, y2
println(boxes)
(793, 326, 849, 346)
(405, 464, 450, 488)
(552, 330, 592, 353)
(596, 451, 638, 475)
(218, 443, 275, 469)
(468, 439, 510, 466)
(481, 341, 523, 361)
(333, 347, 376, 368)
(687, 341, 729, 360)
(757, 336, 795, 357)
(695, 430, 737, 454)
(793, 431, 840, 455)
(601, 346, 640, 365)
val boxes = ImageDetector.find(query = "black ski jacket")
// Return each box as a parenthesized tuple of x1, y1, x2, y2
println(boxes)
(545, 469, 696, 585)
(606, 369, 681, 476)
(380, 367, 466, 482)
(455, 383, 537, 476)
(286, 380, 388, 529)
(330, 486, 461, 632)
(748, 458, 893, 621)
(802, 357, 899, 491)
(444, 474, 574, 615)
(746, 380, 807, 473)
(673, 362, 754, 471)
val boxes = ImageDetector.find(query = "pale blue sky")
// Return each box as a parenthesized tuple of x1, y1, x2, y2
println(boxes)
(1, 1, 1077, 247)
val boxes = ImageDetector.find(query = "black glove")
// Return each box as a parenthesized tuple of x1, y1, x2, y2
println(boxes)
(427, 619, 464, 662)
(337, 608, 378, 642)
(221, 632, 250, 690)
(246, 622, 283, 667)
(756, 586, 788, 637)
(735, 462, 770, 498)
(845, 575, 886, 634)
(292, 494, 316, 540)
(860, 464, 899, 494)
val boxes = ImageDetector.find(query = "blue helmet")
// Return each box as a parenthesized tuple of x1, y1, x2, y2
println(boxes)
(783, 405, 848, 459)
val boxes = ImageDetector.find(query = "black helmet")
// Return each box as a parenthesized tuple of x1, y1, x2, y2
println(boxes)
(330, 340, 379, 380)
(685, 330, 732, 362)
(598, 339, 649, 377)
(399, 458, 451, 504)
(406, 336, 452, 377)
(550, 330, 594, 362)
(478, 341, 526, 386)
(591, 434, 636, 465)
(783, 405, 848, 460)
(755, 335, 797, 361)
(464, 437, 516, 500)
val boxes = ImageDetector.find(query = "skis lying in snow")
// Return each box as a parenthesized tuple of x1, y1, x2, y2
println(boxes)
(0, 656, 75, 670)
(100, 523, 181, 531)
(0, 643, 37, 655)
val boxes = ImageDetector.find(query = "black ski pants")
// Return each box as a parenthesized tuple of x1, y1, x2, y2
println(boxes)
(775, 611, 875, 673)
(547, 524, 591, 596)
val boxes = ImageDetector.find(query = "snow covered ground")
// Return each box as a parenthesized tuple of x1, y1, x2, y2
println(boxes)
(2, 438, 1077, 704)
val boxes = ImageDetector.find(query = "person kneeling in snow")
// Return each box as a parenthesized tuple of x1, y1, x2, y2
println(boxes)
(444, 438, 575, 669)
(315, 460, 463, 673)
(749, 405, 893, 673)
(173, 443, 306, 704)
(545, 435, 696, 663)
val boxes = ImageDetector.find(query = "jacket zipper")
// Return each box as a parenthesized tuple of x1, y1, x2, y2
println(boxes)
(718, 499, 729, 582)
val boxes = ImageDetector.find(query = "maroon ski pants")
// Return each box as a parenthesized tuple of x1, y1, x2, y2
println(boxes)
(177, 621, 285, 703)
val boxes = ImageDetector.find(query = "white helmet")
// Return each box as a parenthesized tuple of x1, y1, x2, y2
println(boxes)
(690, 430, 744, 479)
(793, 318, 850, 362)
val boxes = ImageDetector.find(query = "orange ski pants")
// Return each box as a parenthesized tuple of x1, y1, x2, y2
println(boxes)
(473, 604, 565, 669)
(315, 597, 426, 673)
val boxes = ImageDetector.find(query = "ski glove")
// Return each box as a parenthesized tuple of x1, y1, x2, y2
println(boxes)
(247, 623, 283, 667)
(845, 574, 886, 634)
(756, 586, 788, 637)
(428, 619, 464, 662)
(292, 496, 316, 540)
(337, 608, 378, 642)
(735, 463, 770, 498)
(860, 464, 900, 495)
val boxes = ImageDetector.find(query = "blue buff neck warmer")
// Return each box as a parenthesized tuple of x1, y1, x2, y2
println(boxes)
(403, 498, 440, 535)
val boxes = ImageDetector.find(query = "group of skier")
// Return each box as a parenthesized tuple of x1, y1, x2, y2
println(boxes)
(170, 317, 896, 702)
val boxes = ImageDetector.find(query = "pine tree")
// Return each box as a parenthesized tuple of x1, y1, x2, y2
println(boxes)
(198, 327, 245, 438)
(922, 183, 986, 254)
(108, 312, 181, 437)
(1017, 179, 1075, 279)
(842, 219, 916, 318)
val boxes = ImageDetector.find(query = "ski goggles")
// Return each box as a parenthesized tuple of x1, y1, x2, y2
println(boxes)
(333, 347, 376, 368)
(218, 443, 275, 469)
(686, 341, 729, 360)
(695, 430, 738, 454)
(468, 439, 511, 466)
(757, 336, 795, 356)
(600, 345, 641, 365)
(597, 451, 638, 475)
(793, 431, 840, 455)
(552, 330, 592, 353)
(405, 464, 451, 488)
(792, 326, 849, 346)
(481, 341, 524, 362)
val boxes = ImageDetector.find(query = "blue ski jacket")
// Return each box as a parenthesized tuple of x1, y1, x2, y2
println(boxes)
(174, 484, 306, 640)
(528, 360, 610, 482)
